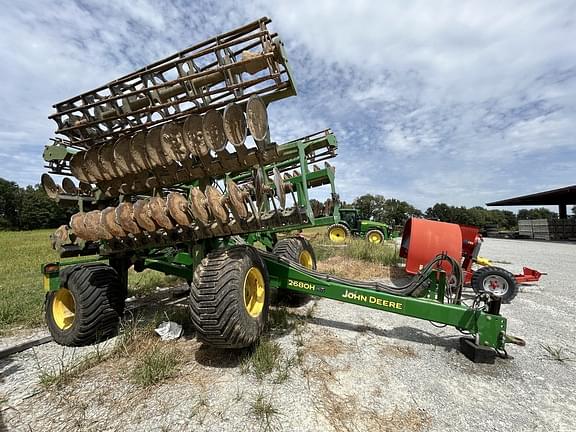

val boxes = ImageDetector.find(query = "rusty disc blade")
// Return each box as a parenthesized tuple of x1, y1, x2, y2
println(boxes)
(149, 196, 174, 230)
(69, 151, 90, 183)
(202, 110, 227, 152)
(41, 174, 60, 199)
(167, 192, 193, 226)
(116, 202, 141, 235)
(161, 122, 187, 162)
(70, 212, 89, 240)
(182, 114, 206, 157)
(226, 180, 249, 220)
(52, 225, 69, 247)
(189, 188, 211, 225)
(205, 185, 229, 224)
(223, 103, 247, 147)
(61, 177, 78, 195)
(99, 142, 121, 181)
(101, 207, 126, 238)
(254, 168, 266, 209)
(146, 128, 167, 168)
(130, 131, 151, 171)
(246, 95, 268, 141)
(133, 200, 157, 232)
(273, 167, 286, 209)
(114, 136, 136, 175)
(84, 210, 109, 240)
(84, 146, 103, 182)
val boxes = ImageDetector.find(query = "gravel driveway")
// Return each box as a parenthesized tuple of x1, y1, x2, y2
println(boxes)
(1, 238, 575, 431)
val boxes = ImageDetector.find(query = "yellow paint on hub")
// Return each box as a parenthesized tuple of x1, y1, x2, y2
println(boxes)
(243, 267, 265, 318)
(329, 226, 347, 243)
(52, 288, 76, 330)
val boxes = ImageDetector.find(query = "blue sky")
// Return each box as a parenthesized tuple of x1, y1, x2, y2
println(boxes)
(0, 0, 575, 211)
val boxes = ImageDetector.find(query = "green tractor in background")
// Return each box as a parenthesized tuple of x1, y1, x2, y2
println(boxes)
(328, 208, 392, 244)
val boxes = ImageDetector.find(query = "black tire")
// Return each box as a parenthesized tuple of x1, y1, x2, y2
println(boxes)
(365, 229, 384, 244)
(272, 237, 317, 307)
(327, 223, 350, 243)
(470, 266, 518, 303)
(45, 264, 125, 347)
(189, 246, 270, 348)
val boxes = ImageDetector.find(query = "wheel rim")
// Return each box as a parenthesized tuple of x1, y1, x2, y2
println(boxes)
(368, 232, 383, 244)
(52, 288, 76, 330)
(299, 250, 314, 269)
(482, 275, 509, 296)
(243, 267, 265, 318)
(329, 227, 346, 243)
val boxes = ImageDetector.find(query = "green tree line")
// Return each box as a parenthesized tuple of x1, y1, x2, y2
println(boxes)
(0, 178, 76, 230)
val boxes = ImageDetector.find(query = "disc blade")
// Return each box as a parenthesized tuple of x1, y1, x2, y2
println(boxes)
(202, 110, 227, 152)
(116, 202, 141, 235)
(273, 167, 286, 209)
(226, 180, 249, 220)
(101, 207, 126, 238)
(84, 210, 110, 240)
(189, 188, 211, 225)
(148, 196, 174, 230)
(133, 200, 157, 232)
(205, 185, 229, 224)
(130, 131, 151, 171)
(183, 114, 208, 157)
(70, 212, 89, 240)
(114, 136, 136, 175)
(145, 128, 167, 168)
(78, 182, 92, 196)
(61, 177, 78, 195)
(167, 192, 193, 226)
(223, 103, 247, 147)
(41, 174, 60, 199)
(99, 142, 120, 181)
(161, 122, 187, 162)
(84, 146, 103, 182)
(69, 151, 90, 183)
(246, 95, 268, 141)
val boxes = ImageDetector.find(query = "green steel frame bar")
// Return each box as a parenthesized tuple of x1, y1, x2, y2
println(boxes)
(261, 255, 507, 350)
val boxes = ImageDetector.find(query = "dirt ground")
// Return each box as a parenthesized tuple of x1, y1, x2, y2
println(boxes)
(1, 238, 575, 431)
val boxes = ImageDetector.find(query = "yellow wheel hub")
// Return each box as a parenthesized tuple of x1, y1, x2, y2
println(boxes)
(329, 226, 347, 243)
(299, 250, 314, 269)
(368, 232, 383, 244)
(52, 288, 76, 330)
(243, 267, 265, 318)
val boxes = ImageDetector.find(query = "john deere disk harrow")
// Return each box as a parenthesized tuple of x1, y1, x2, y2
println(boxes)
(40, 18, 523, 364)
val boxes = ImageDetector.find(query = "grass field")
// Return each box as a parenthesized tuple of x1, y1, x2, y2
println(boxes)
(0, 228, 398, 333)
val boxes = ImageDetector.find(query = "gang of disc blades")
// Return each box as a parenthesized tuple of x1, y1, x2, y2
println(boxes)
(149, 196, 174, 230)
(114, 136, 135, 175)
(161, 122, 187, 162)
(133, 199, 157, 232)
(246, 95, 268, 141)
(84, 210, 108, 240)
(273, 167, 286, 209)
(116, 202, 141, 235)
(189, 188, 211, 225)
(61, 177, 78, 195)
(167, 192, 193, 226)
(99, 142, 120, 181)
(101, 207, 126, 238)
(226, 180, 249, 220)
(202, 110, 227, 152)
(145, 127, 167, 168)
(130, 130, 151, 171)
(183, 114, 207, 157)
(205, 185, 229, 224)
(223, 103, 247, 147)
(41, 174, 60, 199)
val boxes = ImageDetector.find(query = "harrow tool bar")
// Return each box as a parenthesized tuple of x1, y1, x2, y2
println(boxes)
(50, 17, 295, 148)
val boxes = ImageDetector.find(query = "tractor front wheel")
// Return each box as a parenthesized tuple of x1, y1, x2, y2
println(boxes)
(45, 264, 125, 347)
(470, 266, 518, 303)
(189, 246, 270, 348)
(272, 237, 317, 306)
(366, 229, 384, 244)
(327, 223, 350, 244)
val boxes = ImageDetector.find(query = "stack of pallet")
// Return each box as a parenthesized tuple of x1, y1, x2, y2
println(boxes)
(518, 219, 576, 240)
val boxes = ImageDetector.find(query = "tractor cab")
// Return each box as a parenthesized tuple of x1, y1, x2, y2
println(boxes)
(339, 208, 361, 231)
